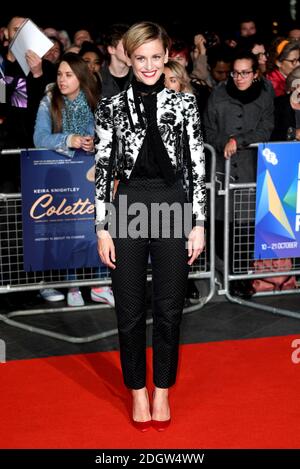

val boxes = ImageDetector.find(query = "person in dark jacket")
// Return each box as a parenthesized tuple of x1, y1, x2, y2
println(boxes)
(204, 51, 274, 267)
(100, 23, 132, 98)
(0, 16, 56, 191)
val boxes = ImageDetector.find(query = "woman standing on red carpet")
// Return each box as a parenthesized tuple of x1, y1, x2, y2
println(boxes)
(95, 21, 206, 431)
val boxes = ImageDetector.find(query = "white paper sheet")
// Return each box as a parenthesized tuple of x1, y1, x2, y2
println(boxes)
(9, 19, 53, 76)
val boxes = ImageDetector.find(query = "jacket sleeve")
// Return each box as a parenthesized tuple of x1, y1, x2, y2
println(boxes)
(94, 96, 114, 231)
(182, 93, 206, 223)
(203, 91, 227, 152)
(33, 95, 75, 157)
(271, 94, 294, 142)
(191, 54, 209, 81)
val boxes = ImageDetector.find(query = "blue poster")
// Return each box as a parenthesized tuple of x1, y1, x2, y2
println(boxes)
(21, 149, 101, 271)
(254, 142, 300, 259)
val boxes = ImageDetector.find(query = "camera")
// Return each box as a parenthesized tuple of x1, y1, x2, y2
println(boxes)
(203, 31, 218, 49)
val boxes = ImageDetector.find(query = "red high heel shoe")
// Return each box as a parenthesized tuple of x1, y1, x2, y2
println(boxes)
(131, 388, 151, 432)
(132, 419, 152, 432)
(151, 418, 171, 432)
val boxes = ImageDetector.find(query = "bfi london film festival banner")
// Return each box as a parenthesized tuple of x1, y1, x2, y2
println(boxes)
(21, 149, 101, 271)
(254, 142, 300, 260)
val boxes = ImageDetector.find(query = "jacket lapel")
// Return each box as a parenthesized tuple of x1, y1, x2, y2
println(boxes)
(126, 86, 146, 131)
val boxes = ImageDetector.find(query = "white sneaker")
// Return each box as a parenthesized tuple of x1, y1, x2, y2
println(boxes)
(91, 286, 115, 307)
(40, 288, 65, 302)
(67, 288, 85, 307)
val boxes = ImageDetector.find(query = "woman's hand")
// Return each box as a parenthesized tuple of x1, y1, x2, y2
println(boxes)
(97, 230, 116, 269)
(187, 225, 205, 265)
(81, 135, 94, 152)
(69, 134, 84, 148)
(113, 179, 120, 198)
(224, 138, 237, 159)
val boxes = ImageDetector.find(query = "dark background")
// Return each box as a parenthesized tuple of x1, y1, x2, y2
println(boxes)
(1, 1, 298, 41)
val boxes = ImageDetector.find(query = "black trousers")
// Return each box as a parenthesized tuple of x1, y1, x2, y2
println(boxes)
(110, 178, 190, 389)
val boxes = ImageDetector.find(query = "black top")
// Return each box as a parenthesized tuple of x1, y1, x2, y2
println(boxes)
(271, 94, 296, 141)
(131, 92, 164, 178)
(130, 75, 176, 184)
(0, 57, 56, 149)
(113, 73, 131, 93)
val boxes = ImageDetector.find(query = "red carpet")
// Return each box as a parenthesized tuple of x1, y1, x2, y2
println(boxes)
(1, 335, 300, 448)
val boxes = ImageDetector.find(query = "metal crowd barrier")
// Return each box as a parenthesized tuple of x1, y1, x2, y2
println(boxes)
(0, 145, 216, 342)
(221, 143, 300, 319)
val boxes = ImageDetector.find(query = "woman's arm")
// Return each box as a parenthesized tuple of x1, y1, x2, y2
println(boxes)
(94, 96, 114, 231)
(182, 93, 206, 225)
(203, 91, 227, 151)
(94, 97, 116, 268)
(33, 95, 75, 157)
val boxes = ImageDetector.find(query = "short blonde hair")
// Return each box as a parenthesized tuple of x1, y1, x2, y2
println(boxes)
(165, 60, 193, 93)
(123, 21, 170, 57)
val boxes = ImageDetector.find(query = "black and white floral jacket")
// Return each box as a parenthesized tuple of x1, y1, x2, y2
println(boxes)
(94, 85, 206, 229)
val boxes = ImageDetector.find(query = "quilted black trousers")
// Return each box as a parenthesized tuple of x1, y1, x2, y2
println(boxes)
(110, 178, 190, 389)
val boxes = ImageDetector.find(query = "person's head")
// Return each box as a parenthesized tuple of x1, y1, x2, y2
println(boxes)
(73, 29, 92, 47)
(288, 28, 300, 41)
(44, 37, 63, 64)
(58, 30, 71, 50)
(123, 21, 170, 85)
(211, 60, 231, 83)
(207, 45, 232, 82)
(251, 43, 268, 74)
(285, 65, 300, 93)
(51, 53, 99, 132)
(287, 22, 300, 42)
(276, 40, 300, 77)
(4, 16, 26, 43)
(43, 27, 59, 39)
(79, 41, 104, 73)
(169, 40, 190, 68)
(65, 45, 80, 54)
(239, 18, 257, 37)
(237, 35, 268, 74)
(164, 60, 192, 92)
(286, 66, 300, 109)
(102, 23, 129, 64)
(56, 54, 84, 100)
(230, 52, 259, 91)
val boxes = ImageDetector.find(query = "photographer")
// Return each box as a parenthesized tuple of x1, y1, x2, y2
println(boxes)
(191, 37, 232, 90)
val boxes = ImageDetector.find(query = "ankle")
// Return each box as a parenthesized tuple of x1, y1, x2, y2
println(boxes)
(131, 388, 151, 422)
(132, 387, 148, 397)
(153, 387, 169, 398)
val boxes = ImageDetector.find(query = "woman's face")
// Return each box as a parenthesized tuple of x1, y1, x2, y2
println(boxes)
(57, 61, 80, 100)
(252, 44, 268, 73)
(164, 66, 181, 91)
(278, 50, 300, 77)
(129, 39, 168, 85)
(232, 58, 257, 91)
(82, 51, 102, 73)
